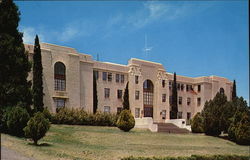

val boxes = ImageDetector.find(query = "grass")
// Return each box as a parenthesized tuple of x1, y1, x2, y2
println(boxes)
(1, 124, 249, 160)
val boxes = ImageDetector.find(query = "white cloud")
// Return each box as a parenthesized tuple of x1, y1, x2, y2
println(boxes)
(20, 26, 45, 44)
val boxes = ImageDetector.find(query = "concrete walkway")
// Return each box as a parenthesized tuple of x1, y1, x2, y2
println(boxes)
(1, 146, 35, 160)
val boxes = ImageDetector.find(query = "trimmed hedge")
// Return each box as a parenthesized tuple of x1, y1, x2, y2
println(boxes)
(51, 108, 118, 126)
(121, 155, 249, 160)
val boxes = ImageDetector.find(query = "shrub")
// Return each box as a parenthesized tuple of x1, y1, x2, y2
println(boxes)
(42, 107, 52, 121)
(7, 106, 30, 137)
(116, 109, 135, 132)
(0, 107, 11, 133)
(234, 111, 250, 145)
(23, 112, 50, 145)
(191, 112, 204, 133)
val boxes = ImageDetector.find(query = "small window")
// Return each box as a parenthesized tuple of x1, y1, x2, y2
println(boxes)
(162, 94, 166, 102)
(177, 112, 182, 119)
(198, 85, 201, 92)
(169, 81, 172, 90)
(108, 72, 112, 82)
(179, 97, 182, 105)
(93, 70, 99, 80)
(187, 97, 191, 106)
(187, 112, 191, 120)
(135, 75, 139, 84)
(103, 72, 107, 81)
(197, 97, 201, 106)
(135, 108, 140, 118)
(135, 90, 140, 100)
(55, 98, 65, 108)
(186, 85, 189, 92)
(117, 90, 122, 99)
(162, 110, 166, 119)
(219, 88, 225, 94)
(116, 74, 120, 83)
(104, 88, 110, 98)
(177, 83, 180, 90)
(117, 107, 122, 114)
(181, 84, 184, 91)
(104, 106, 110, 113)
(162, 80, 165, 88)
(121, 74, 124, 83)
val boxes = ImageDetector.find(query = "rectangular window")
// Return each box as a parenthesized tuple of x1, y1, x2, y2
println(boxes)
(197, 97, 201, 106)
(104, 106, 110, 113)
(187, 112, 191, 120)
(104, 88, 110, 98)
(169, 81, 172, 90)
(181, 84, 184, 91)
(162, 94, 166, 102)
(116, 74, 120, 83)
(117, 89, 122, 99)
(135, 75, 139, 84)
(121, 74, 124, 83)
(55, 98, 65, 108)
(169, 96, 172, 105)
(93, 70, 99, 80)
(198, 85, 201, 92)
(108, 72, 112, 82)
(135, 108, 140, 118)
(187, 97, 191, 106)
(143, 92, 153, 105)
(178, 97, 182, 105)
(162, 110, 166, 119)
(177, 83, 180, 91)
(162, 80, 165, 88)
(186, 84, 189, 92)
(177, 112, 182, 119)
(103, 72, 107, 81)
(117, 107, 122, 114)
(135, 90, 140, 100)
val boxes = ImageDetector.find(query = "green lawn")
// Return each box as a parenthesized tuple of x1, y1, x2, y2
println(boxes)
(1, 124, 249, 160)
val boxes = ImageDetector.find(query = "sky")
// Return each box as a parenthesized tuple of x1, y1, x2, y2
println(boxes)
(16, 0, 249, 104)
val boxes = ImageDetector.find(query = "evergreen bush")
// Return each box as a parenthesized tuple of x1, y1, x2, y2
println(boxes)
(7, 106, 30, 136)
(191, 112, 204, 133)
(24, 112, 50, 145)
(116, 109, 135, 132)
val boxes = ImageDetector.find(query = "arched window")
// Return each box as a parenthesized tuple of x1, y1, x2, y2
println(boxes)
(219, 87, 225, 94)
(54, 62, 66, 91)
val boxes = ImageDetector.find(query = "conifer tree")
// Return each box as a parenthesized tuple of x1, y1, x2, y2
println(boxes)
(232, 80, 237, 100)
(0, 0, 32, 112)
(93, 72, 98, 114)
(33, 35, 44, 112)
(170, 72, 178, 119)
(123, 82, 130, 110)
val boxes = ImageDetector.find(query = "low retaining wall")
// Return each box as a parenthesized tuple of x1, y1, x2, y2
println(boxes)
(134, 118, 158, 132)
(165, 119, 191, 131)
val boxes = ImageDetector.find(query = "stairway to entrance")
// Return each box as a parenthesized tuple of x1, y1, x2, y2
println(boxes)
(155, 123, 190, 134)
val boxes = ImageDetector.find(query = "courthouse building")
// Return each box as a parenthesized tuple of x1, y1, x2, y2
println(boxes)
(25, 43, 233, 124)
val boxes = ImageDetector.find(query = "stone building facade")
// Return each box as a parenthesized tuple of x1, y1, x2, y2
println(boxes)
(25, 43, 233, 123)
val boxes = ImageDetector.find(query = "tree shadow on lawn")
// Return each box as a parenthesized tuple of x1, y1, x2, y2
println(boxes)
(27, 142, 52, 147)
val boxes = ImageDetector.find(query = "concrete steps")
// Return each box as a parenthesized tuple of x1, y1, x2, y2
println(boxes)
(155, 123, 190, 134)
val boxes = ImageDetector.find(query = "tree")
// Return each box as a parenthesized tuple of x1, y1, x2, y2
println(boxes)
(123, 82, 130, 110)
(93, 71, 98, 114)
(116, 110, 135, 132)
(191, 112, 204, 133)
(232, 80, 237, 100)
(24, 112, 50, 145)
(202, 92, 227, 136)
(170, 72, 178, 119)
(33, 35, 44, 113)
(0, 0, 32, 113)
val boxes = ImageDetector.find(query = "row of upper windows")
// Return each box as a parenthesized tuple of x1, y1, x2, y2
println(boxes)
(94, 70, 125, 83)
(169, 96, 201, 106)
(169, 81, 201, 92)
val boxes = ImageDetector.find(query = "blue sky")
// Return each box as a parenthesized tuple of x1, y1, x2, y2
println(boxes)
(16, 1, 249, 104)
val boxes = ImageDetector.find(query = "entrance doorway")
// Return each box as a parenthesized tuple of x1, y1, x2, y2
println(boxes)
(143, 80, 154, 117)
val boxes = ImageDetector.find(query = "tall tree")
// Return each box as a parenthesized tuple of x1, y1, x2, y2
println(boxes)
(123, 82, 130, 110)
(33, 35, 44, 112)
(170, 72, 178, 119)
(0, 0, 32, 112)
(93, 71, 98, 114)
(232, 80, 237, 100)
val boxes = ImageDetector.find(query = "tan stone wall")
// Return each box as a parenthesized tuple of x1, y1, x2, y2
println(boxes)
(25, 43, 233, 122)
